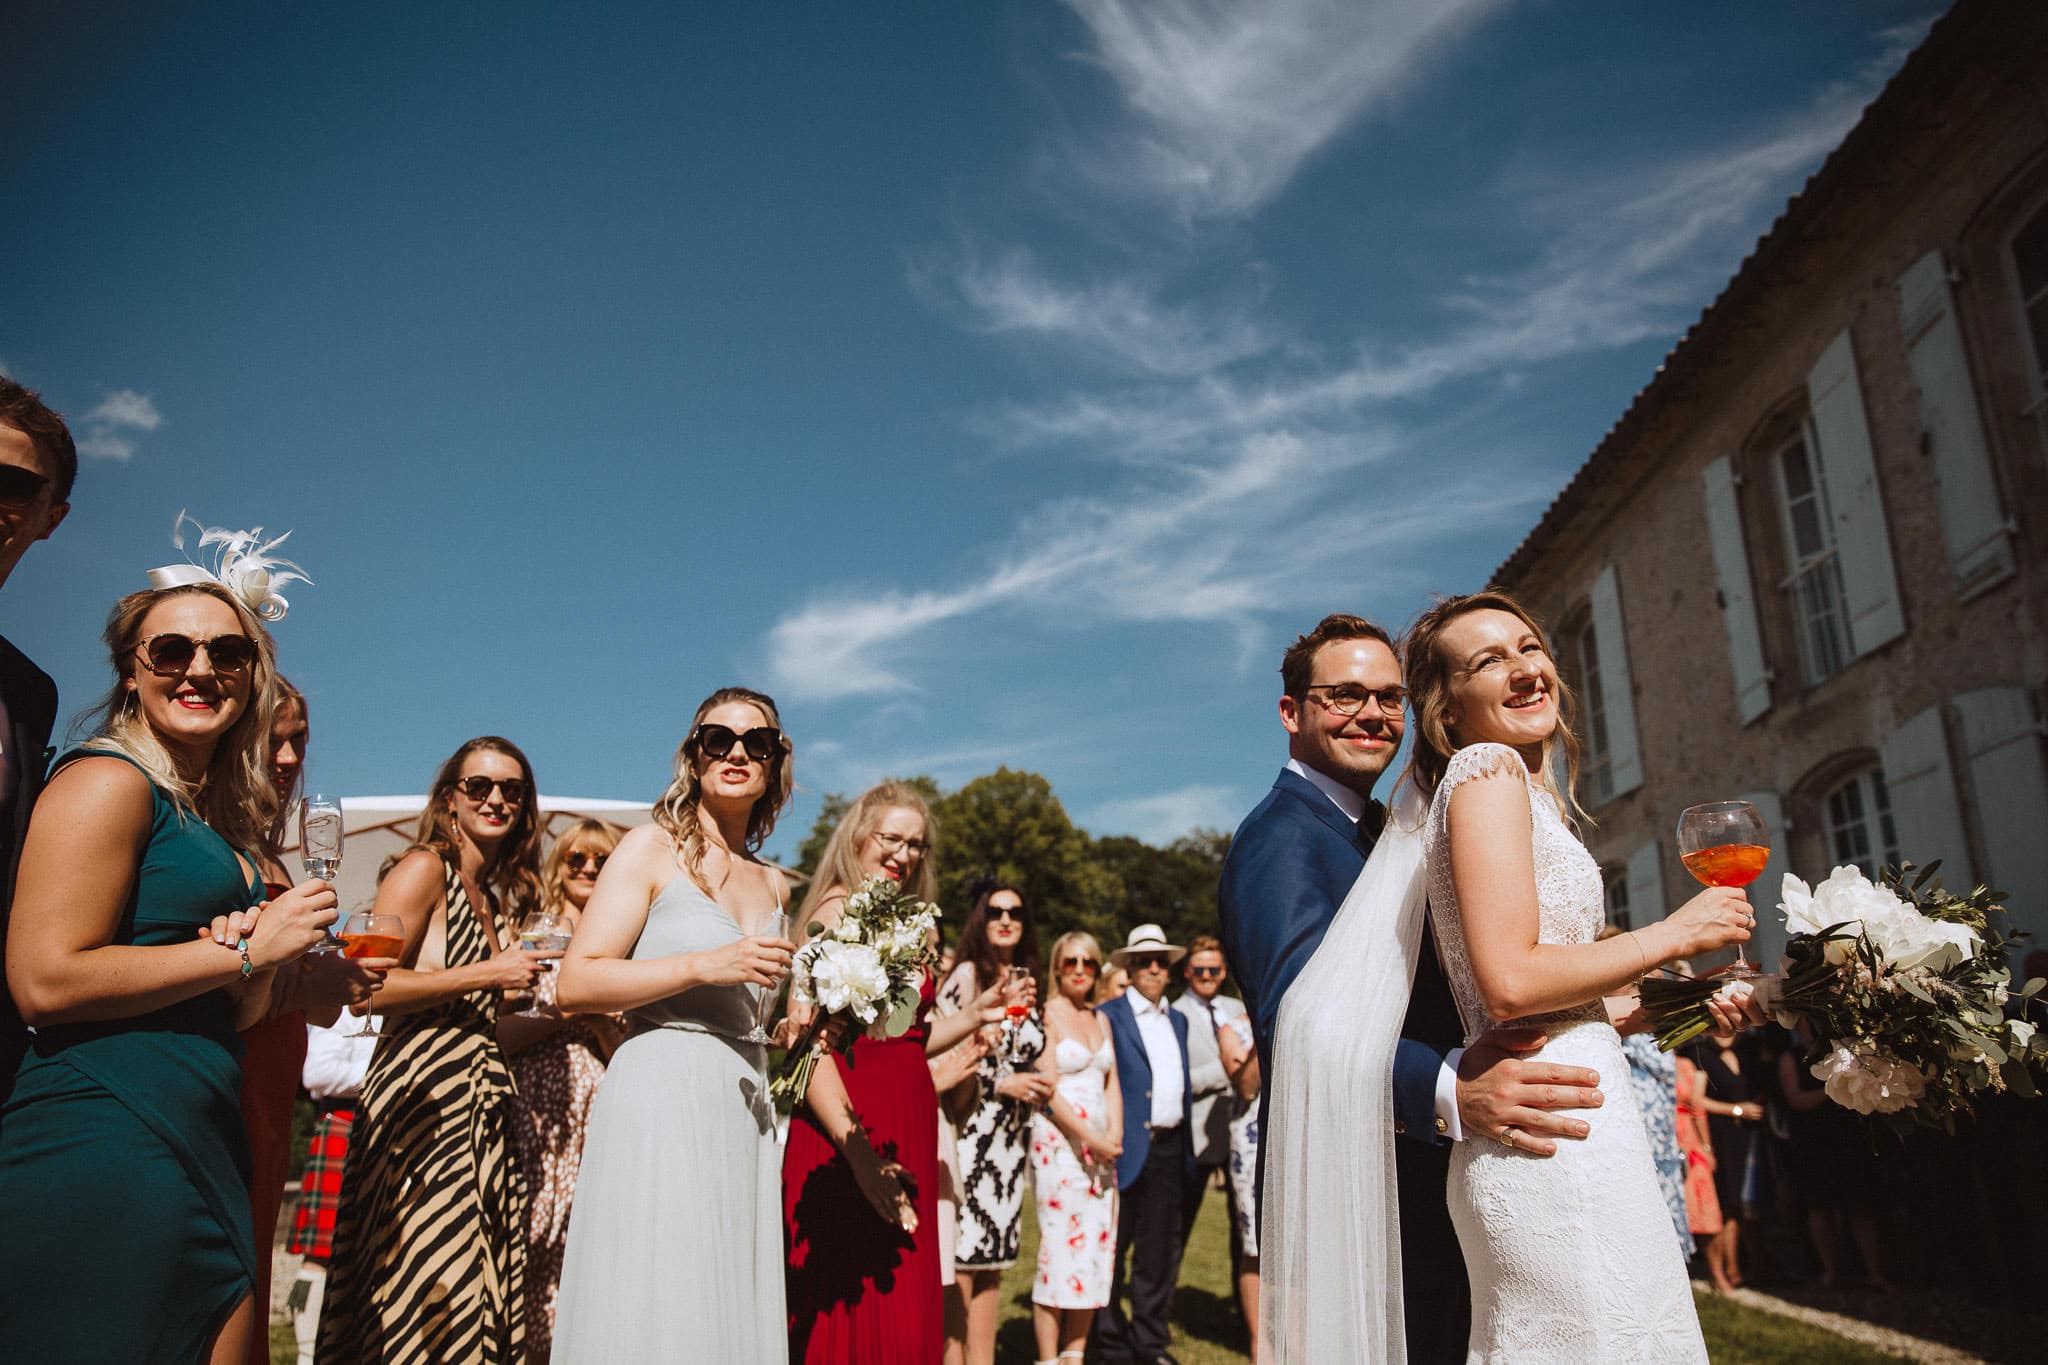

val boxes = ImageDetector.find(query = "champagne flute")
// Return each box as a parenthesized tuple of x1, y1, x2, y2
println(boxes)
(515, 908, 573, 1019)
(1676, 800, 1769, 978)
(336, 911, 403, 1037)
(299, 794, 345, 954)
(739, 906, 790, 1045)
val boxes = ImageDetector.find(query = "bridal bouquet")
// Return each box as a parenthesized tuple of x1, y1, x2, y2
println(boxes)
(769, 874, 940, 1102)
(1640, 862, 2045, 1132)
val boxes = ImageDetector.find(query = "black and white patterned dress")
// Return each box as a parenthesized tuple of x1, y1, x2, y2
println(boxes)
(939, 963, 1046, 1269)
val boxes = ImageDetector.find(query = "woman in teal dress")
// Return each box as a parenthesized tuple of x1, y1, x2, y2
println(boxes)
(0, 576, 338, 1364)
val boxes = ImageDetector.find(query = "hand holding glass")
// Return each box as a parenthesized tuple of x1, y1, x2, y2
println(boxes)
(1676, 800, 1767, 977)
(299, 795, 344, 953)
(337, 911, 402, 1036)
(515, 909, 573, 1019)
(741, 906, 791, 1045)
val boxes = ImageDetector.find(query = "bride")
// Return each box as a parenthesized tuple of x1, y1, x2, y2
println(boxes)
(1262, 591, 1755, 1362)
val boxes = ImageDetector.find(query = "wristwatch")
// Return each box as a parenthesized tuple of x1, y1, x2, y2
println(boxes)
(1731, 1103, 1746, 1120)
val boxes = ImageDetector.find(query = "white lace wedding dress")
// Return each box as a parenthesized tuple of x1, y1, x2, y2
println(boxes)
(1426, 743, 1706, 1363)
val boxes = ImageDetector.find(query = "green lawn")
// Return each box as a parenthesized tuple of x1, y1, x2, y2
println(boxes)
(997, 1187, 1903, 1364)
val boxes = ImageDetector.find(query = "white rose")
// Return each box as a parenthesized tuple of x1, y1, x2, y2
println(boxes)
(807, 942, 890, 1021)
(1870, 911, 1979, 972)
(832, 917, 864, 944)
(2011, 1019, 2037, 1051)
(1810, 1045, 1924, 1115)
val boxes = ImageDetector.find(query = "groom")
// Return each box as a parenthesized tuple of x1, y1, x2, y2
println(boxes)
(1218, 613, 1602, 1364)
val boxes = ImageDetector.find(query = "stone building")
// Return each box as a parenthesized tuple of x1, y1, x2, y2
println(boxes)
(1492, 0, 2048, 968)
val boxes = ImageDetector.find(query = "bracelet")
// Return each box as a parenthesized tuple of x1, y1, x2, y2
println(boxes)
(1627, 930, 1652, 976)
(236, 937, 254, 980)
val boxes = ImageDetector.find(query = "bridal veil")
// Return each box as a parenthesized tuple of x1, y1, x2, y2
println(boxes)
(1260, 784, 1430, 1362)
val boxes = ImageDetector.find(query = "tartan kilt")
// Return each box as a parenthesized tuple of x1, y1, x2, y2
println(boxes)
(288, 1106, 357, 1258)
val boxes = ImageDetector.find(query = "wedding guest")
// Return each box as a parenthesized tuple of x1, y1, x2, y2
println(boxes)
(236, 679, 387, 1365)
(1687, 1031, 1765, 1291)
(1777, 1018, 1892, 1289)
(938, 882, 1052, 1365)
(1030, 931, 1121, 1365)
(1, 570, 336, 1362)
(1216, 1002, 1262, 1352)
(505, 816, 627, 1358)
(1092, 924, 1195, 1365)
(1095, 965, 1129, 1003)
(932, 1028, 990, 1365)
(0, 377, 72, 1105)
(319, 736, 553, 1364)
(781, 782, 1017, 1365)
(1676, 1053, 1724, 1259)
(1172, 936, 1246, 1270)
(285, 1012, 379, 1365)
(551, 689, 797, 1360)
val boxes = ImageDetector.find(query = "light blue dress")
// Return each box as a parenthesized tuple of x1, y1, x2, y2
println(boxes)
(1620, 1031, 1692, 1259)
(550, 874, 786, 1364)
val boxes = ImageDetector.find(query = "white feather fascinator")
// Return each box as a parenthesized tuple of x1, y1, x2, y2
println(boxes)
(146, 510, 311, 622)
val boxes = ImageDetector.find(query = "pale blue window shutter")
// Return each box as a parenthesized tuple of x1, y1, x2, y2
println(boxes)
(1879, 705, 1973, 887)
(1701, 456, 1772, 723)
(1953, 687, 2048, 954)
(1587, 565, 1643, 798)
(1624, 840, 1665, 928)
(1806, 330, 1905, 655)
(1896, 251, 2013, 593)
(1739, 790, 1790, 968)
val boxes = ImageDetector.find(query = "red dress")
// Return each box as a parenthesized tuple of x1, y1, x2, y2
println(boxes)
(783, 972, 941, 1364)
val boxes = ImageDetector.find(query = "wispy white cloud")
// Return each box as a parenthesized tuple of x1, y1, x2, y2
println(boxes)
(1088, 783, 1241, 842)
(943, 246, 1277, 377)
(76, 389, 165, 462)
(1061, 0, 1507, 220)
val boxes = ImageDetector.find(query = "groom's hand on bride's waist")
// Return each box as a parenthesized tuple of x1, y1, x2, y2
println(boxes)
(1453, 1027, 1601, 1158)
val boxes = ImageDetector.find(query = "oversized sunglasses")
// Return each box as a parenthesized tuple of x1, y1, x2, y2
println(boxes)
(986, 903, 1026, 923)
(0, 464, 52, 508)
(692, 723, 783, 763)
(455, 775, 529, 804)
(1126, 954, 1170, 970)
(136, 632, 257, 676)
(1056, 956, 1100, 973)
(565, 850, 608, 874)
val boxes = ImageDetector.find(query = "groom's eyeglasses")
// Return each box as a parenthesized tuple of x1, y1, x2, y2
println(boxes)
(1305, 683, 1408, 718)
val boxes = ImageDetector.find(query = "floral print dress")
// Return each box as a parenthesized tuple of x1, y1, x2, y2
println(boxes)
(1029, 1034, 1117, 1308)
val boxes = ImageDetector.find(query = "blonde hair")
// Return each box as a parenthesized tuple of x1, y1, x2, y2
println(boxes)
(261, 679, 307, 861)
(78, 582, 284, 854)
(1047, 931, 1104, 1001)
(409, 736, 546, 920)
(540, 817, 624, 916)
(651, 687, 794, 896)
(1398, 589, 1588, 827)
(797, 781, 937, 925)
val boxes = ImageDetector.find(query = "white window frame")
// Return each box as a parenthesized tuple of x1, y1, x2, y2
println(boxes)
(1771, 425, 1854, 687)
(1602, 865, 1631, 931)
(1569, 615, 1614, 807)
(1822, 768, 1901, 878)
(2008, 198, 2048, 453)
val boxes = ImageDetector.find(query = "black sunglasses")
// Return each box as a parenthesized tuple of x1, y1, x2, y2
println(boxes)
(0, 464, 52, 508)
(691, 723, 783, 764)
(565, 851, 608, 874)
(1188, 965, 1224, 978)
(455, 775, 529, 804)
(986, 903, 1027, 923)
(136, 632, 258, 676)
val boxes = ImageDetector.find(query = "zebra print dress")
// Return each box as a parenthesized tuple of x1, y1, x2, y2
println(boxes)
(318, 860, 530, 1364)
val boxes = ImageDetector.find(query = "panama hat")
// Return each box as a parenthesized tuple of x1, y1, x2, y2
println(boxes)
(1109, 923, 1187, 968)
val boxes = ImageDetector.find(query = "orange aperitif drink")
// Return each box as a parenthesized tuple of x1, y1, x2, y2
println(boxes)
(1679, 843, 1770, 888)
(341, 933, 406, 960)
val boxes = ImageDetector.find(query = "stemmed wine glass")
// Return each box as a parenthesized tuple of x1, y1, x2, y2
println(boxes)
(739, 904, 791, 1045)
(515, 908, 573, 1019)
(336, 911, 403, 1037)
(299, 794, 345, 956)
(1676, 800, 1769, 978)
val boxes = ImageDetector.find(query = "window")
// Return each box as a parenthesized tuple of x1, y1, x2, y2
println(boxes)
(1603, 866, 1631, 931)
(2013, 202, 2048, 448)
(1772, 428, 1853, 686)
(1823, 768, 1901, 876)
(1569, 615, 1614, 806)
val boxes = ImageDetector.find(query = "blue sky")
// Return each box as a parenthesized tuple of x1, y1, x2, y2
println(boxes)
(3, 0, 1943, 863)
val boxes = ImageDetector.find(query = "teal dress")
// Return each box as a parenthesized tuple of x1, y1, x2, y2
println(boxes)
(0, 750, 263, 1362)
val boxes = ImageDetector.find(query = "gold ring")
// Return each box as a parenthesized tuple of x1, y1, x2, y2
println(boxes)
(1500, 1127, 1519, 1150)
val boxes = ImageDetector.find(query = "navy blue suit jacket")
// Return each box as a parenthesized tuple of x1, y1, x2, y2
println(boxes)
(1, 634, 58, 1103)
(1098, 991, 1194, 1191)
(1216, 767, 1456, 1143)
